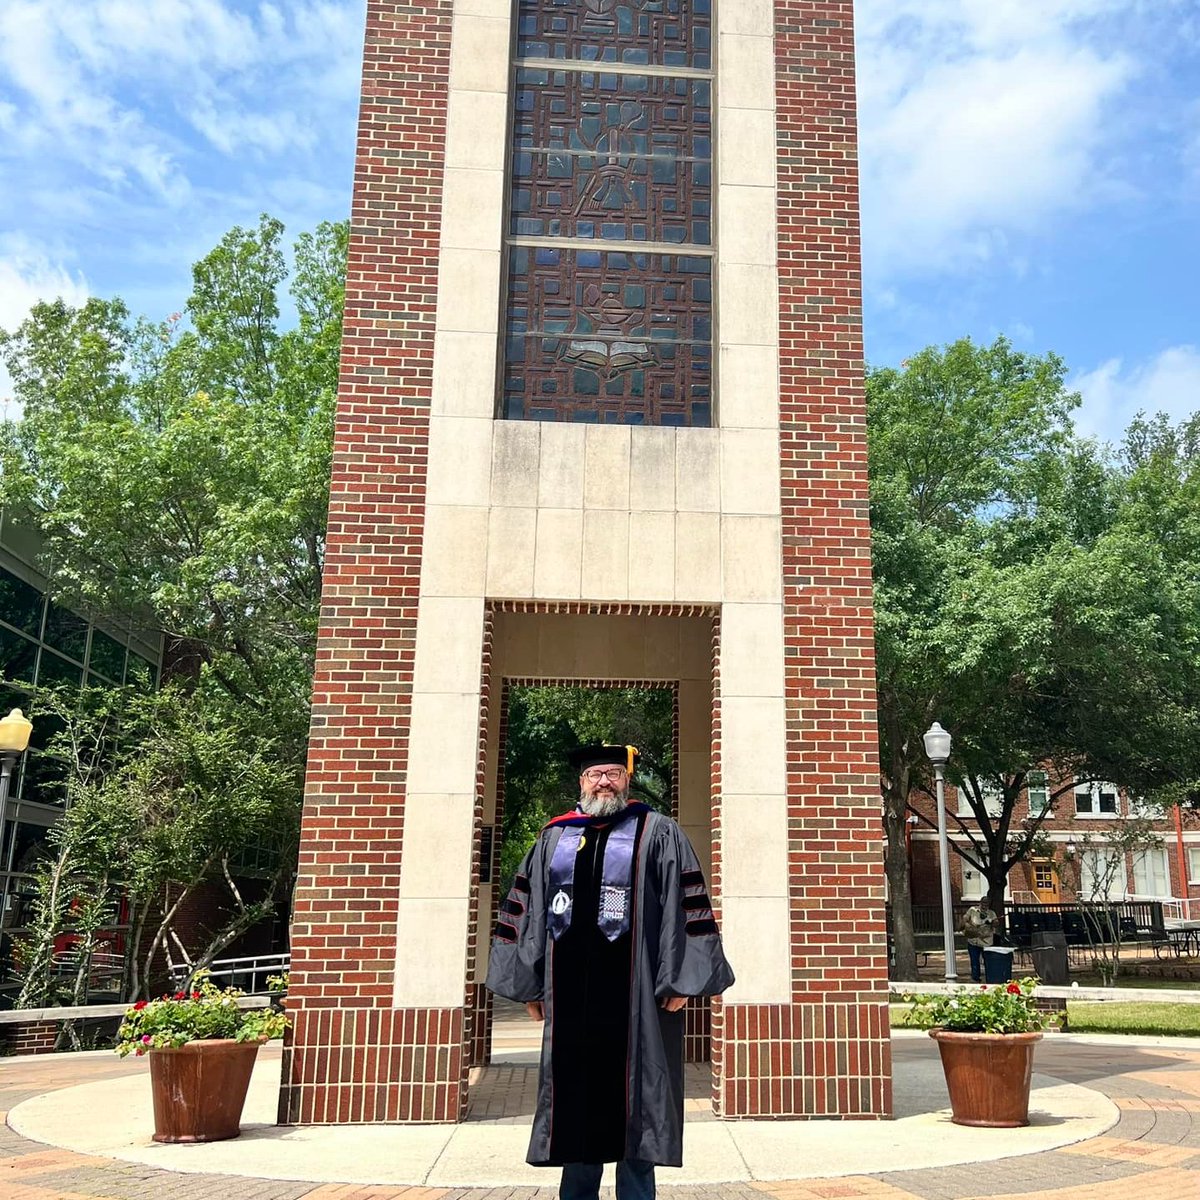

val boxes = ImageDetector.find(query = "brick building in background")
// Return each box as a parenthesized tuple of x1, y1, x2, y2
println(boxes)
(908, 775, 1200, 916)
(281, 0, 889, 1125)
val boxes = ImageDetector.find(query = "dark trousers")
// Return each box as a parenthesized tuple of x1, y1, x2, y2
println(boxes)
(560, 1160, 656, 1199)
(968, 942, 985, 981)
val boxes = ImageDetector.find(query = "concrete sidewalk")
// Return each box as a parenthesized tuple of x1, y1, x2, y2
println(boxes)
(1, 1030, 1198, 1200)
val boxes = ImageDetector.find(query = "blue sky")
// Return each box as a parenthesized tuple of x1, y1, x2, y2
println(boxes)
(1, 0, 1198, 445)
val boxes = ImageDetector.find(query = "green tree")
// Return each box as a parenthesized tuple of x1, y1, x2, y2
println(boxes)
(0, 215, 345, 757)
(500, 686, 674, 890)
(13, 682, 300, 1008)
(871, 338, 1200, 977)
(870, 337, 1080, 978)
(0, 215, 346, 995)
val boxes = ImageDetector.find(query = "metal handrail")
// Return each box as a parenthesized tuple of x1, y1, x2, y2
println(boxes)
(168, 951, 290, 994)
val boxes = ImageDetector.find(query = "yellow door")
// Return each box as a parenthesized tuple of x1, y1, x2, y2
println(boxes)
(1032, 859, 1059, 904)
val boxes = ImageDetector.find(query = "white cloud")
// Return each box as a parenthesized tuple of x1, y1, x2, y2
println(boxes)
(0, 1, 364, 206)
(1073, 346, 1200, 442)
(0, 238, 90, 420)
(857, 0, 1158, 279)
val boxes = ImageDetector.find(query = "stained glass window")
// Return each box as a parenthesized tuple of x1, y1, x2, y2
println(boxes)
(502, 0, 714, 425)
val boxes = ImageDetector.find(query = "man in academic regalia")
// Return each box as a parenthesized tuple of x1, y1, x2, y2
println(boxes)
(486, 744, 734, 1200)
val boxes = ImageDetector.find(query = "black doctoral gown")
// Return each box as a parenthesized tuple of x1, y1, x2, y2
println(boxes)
(485, 807, 734, 1167)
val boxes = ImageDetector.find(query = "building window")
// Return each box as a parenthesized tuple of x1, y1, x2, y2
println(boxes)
(1033, 861, 1054, 892)
(1027, 770, 1050, 818)
(1074, 780, 1118, 817)
(1131, 848, 1170, 898)
(1188, 847, 1200, 884)
(501, 0, 714, 426)
(958, 779, 1004, 819)
(1080, 846, 1126, 900)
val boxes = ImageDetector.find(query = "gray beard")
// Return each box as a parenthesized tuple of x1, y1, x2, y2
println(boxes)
(579, 791, 629, 817)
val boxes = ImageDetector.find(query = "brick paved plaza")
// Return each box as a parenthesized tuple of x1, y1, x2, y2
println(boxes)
(1, 1034, 1198, 1200)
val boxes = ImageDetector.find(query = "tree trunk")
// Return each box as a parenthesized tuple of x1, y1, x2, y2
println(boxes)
(883, 782, 918, 979)
(985, 875, 1008, 926)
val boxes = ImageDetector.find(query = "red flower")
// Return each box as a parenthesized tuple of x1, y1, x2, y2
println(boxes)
(1006, 982, 1021, 995)
(132, 1000, 148, 1011)
(173, 992, 185, 1000)
(192, 992, 201, 1000)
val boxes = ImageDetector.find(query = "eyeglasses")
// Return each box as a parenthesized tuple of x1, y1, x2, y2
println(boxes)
(582, 767, 628, 783)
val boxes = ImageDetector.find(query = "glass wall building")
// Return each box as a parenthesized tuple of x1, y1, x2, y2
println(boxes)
(0, 509, 162, 992)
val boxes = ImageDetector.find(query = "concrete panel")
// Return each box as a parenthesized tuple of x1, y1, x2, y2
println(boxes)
(408, 691, 484, 796)
(448, 14, 510, 94)
(393, 898, 471, 1008)
(675, 511, 722, 603)
(675, 428, 721, 513)
(721, 515, 782, 603)
(721, 795, 788, 898)
(421, 506, 489, 597)
(533, 508, 584, 599)
(718, 107, 777, 189)
(718, 185, 777, 267)
(441, 167, 505, 252)
(628, 511, 675, 602)
(583, 424, 632, 510)
(719, 603, 785, 698)
(720, 428, 781, 516)
(538, 422, 587, 509)
(427, 416, 493, 507)
(721, 696, 788, 795)
(716, 35, 776, 111)
(435, 249, 502, 335)
(719, 263, 780, 347)
(718, 344, 780, 430)
(413, 596, 487, 694)
(445, 88, 509, 170)
(582, 510, 631, 602)
(491, 421, 541, 508)
(486, 507, 537, 598)
(431, 330, 500, 419)
(398, 794, 476, 899)
(720, 896, 792, 1004)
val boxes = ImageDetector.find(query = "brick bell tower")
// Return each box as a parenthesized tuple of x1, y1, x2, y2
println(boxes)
(280, 0, 891, 1125)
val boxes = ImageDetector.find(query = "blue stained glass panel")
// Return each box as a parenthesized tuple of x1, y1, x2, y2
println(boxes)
(517, 0, 711, 70)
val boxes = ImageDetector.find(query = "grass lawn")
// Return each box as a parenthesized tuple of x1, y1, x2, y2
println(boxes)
(889, 1001, 1200, 1037)
(1064, 1002, 1200, 1036)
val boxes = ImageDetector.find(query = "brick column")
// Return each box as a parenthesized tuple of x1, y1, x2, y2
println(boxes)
(714, 0, 891, 1119)
(279, 0, 459, 1125)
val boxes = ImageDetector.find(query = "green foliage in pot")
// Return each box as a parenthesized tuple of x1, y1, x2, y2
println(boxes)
(904, 977, 1050, 1034)
(115, 973, 288, 1056)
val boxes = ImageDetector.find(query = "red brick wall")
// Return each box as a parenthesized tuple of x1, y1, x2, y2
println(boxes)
(279, 0, 457, 1125)
(713, 0, 892, 1119)
(3, 1020, 57, 1056)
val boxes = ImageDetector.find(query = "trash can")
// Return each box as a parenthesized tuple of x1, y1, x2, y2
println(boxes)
(982, 945, 1015, 983)
(1031, 931, 1070, 986)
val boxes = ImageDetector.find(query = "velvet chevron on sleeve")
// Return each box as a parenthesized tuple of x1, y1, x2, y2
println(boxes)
(484, 806, 733, 1168)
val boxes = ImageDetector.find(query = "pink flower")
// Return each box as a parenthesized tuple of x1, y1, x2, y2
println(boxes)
(141, 1034, 152, 1044)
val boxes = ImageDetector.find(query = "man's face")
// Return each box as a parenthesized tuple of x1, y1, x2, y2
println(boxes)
(578, 762, 630, 816)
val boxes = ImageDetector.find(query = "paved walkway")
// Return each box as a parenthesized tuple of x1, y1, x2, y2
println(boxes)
(1, 1032, 1199, 1200)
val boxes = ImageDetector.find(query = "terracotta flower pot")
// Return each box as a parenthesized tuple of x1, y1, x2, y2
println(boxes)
(929, 1029, 1043, 1128)
(148, 1038, 263, 1143)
